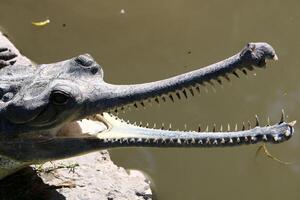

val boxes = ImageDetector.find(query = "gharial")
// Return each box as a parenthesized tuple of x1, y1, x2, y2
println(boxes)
(0, 42, 295, 179)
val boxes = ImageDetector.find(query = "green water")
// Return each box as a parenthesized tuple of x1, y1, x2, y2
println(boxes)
(0, 1, 300, 199)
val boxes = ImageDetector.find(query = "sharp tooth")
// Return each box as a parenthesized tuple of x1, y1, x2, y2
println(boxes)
(213, 140, 218, 145)
(220, 125, 223, 132)
(161, 123, 165, 130)
(155, 97, 160, 104)
(216, 78, 222, 85)
(213, 124, 216, 132)
(244, 136, 248, 142)
(255, 115, 260, 126)
(161, 96, 166, 102)
(220, 138, 225, 144)
(146, 123, 149, 128)
(288, 120, 297, 126)
(176, 92, 181, 99)
(191, 138, 195, 144)
(242, 122, 245, 131)
(140, 101, 145, 108)
(184, 124, 187, 131)
(169, 124, 172, 130)
(236, 137, 240, 143)
(251, 136, 257, 141)
(195, 86, 200, 94)
(189, 88, 195, 96)
(284, 130, 291, 137)
(169, 94, 175, 102)
(205, 125, 209, 132)
(153, 123, 156, 128)
(206, 138, 211, 144)
(279, 109, 285, 124)
(139, 121, 143, 127)
(227, 124, 230, 131)
(198, 124, 201, 132)
(229, 138, 233, 143)
(248, 121, 251, 129)
(242, 69, 248, 75)
(177, 139, 182, 144)
(263, 135, 268, 141)
(267, 117, 270, 126)
(232, 71, 239, 78)
(235, 124, 238, 131)
(224, 74, 230, 82)
(134, 103, 138, 109)
(198, 139, 203, 144)
(182, 89, 188, 98)
(273, 135, 279, 142)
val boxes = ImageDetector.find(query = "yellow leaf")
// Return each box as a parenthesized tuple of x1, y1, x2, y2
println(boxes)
(32, 19, 50, 26)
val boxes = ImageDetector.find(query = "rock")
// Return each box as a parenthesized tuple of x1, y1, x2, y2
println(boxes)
(38, 151, 152, 200)
(0, 31, 152, 200)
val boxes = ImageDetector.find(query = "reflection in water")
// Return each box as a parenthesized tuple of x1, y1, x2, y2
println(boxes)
(0, 1, 300, 199)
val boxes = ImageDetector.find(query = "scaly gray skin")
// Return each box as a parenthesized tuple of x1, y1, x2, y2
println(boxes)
(0, 43, 295, 179)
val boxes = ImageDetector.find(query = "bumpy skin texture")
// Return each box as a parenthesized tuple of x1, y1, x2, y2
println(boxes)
(0, 42, 295, 179)
(0, 48, 17, 68)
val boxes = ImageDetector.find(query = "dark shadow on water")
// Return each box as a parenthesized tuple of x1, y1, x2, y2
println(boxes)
(0, 167, 65, 200)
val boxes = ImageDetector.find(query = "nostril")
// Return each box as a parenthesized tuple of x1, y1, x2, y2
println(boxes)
(75, 55, 94, 67)
(91, 67, 98, 74)
(2, 92, 14, 102)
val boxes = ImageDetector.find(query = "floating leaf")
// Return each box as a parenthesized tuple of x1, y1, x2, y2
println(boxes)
(32, 19, 50, 26)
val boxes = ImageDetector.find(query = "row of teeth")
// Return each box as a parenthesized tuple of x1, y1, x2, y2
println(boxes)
(98, 133, 289, 146)
(109, 66, 259, 114)
(106, 110, 289, 133)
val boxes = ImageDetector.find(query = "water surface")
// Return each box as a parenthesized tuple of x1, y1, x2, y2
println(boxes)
(0, 1, 300, 199)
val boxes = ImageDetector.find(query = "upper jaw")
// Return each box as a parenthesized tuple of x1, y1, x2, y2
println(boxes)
(82, 42, 278, 117)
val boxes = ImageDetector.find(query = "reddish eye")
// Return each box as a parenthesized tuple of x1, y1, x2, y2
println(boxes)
(51, 91, 70, 105)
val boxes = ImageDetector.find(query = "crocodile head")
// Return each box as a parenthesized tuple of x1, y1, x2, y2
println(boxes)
(0, 42, 295, 178)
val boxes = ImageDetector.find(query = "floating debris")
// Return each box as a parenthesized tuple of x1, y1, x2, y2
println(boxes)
(255, 144, 293, 165)
(32, 19, 50, 26)
(120, 9, 125, 14)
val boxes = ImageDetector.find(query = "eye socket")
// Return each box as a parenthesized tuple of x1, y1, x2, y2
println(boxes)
(51, 91, 70, 105)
